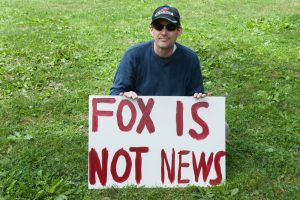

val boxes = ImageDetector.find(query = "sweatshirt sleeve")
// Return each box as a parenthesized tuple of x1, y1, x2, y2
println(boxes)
(186, 56, 205, 95)
(110, 51, 136, 95)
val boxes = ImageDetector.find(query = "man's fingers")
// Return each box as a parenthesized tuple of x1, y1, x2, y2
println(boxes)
(193, 92, 209, 99)
(133, 93, 138, 99)
(123, 92, 132, 98)
(196, 93, 205, 98)
(123, 91, 139, 100)
(130, 91, 138, 100)
(199, 93, 206, 98)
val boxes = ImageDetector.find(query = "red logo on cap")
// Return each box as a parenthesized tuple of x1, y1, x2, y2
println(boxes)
(162, 7, 169, 11)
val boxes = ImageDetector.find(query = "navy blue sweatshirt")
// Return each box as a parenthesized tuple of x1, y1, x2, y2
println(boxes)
(110, 40, 204, 96)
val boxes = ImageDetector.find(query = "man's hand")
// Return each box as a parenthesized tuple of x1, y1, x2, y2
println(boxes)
(193, 92, 212, 99)
(119, 91, 139, 100)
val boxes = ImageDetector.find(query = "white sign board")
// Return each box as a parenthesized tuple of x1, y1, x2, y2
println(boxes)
(88, 96, 225, 188)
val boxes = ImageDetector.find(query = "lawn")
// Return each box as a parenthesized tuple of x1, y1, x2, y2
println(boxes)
(0, 0, 299, 199)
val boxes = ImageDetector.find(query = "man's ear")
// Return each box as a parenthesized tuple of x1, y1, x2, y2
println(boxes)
(177, 26, 183, 36)
(149, 27, 154, 37)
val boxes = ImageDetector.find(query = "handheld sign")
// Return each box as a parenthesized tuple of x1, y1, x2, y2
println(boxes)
(88, 96, 225, 188)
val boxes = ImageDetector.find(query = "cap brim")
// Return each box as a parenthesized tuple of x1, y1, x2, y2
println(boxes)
(152, 16, 178, 24)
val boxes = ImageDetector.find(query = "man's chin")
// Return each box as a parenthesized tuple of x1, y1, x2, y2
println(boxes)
(157, 43, 173, 49)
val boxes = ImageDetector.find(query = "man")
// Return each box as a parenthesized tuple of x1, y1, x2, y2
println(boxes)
(110, 5, 209, 99)
(110, 5, 228, 137)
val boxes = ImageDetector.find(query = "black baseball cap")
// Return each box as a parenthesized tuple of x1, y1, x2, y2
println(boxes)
(151, 5, 180, 25)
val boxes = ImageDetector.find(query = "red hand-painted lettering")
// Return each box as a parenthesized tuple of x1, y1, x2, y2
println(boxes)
(189, 102, 210, 140)
(178, 150, 190, 184)
(176, 101, 184, 136)
(209, 151, 226, 185)
(161, 148, 175, 184)
(89, 148, 108, 186)
(110, 148, 132, 183)
(136, 98, 155, 134)
(92, 98, 116, 132)
(192, 152, 213, 182)
(129, 147, 149, 184)
(117, 99, 137, 132)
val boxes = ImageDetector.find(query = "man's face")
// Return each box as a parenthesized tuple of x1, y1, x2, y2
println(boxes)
(150, 19, 182, 50)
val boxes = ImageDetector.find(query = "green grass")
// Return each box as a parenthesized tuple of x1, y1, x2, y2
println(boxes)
(0, 0, 299, 199)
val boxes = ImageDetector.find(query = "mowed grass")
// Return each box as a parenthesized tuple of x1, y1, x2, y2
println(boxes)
(0, 0, 299, 199)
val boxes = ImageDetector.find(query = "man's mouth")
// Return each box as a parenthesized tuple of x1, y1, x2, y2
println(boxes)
(159, 38, 169, 41)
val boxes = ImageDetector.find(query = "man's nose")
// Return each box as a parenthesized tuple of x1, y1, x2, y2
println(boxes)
(161, 26, 168, 34)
